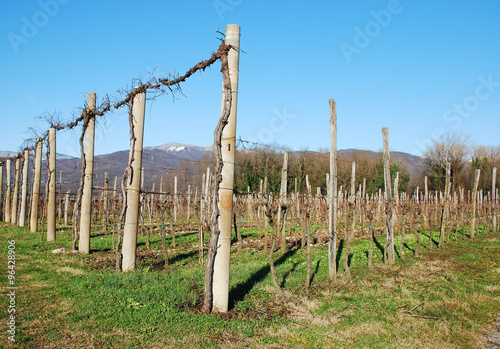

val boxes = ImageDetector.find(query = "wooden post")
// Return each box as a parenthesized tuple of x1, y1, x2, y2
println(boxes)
(212, 23, 240, 313)
(492, 167, 497, 232)
(103, 172, 109, 231)
(328, 99, 337, 281)
(205, 167, 211, 219)
(279, 151, 288, 251)
(58, 170, 63, 220)
(349, 161, 356, 240)
(199, 172, 206, 264)
(19, 150, 30, 226)
(47, 127, 57, 241)
(79, 92, 96, 254)
(382, 127, 395, 264)
(0, 163, 3, 221)
(30, 140, 42, 232)
(64, 191, 70, 225)
(5, 160, 11, 223)
(141, 167, 144, 190)
(439, 163, 451, 247)
(174, 176, 178, 223)
(470, 169, 481, 238)
(122, 88, 146, 271)
(343, 161, 356, 278)
(11, 158, 20, 226)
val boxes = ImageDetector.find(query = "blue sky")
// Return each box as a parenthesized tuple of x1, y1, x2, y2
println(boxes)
(1, 0, 499, 158)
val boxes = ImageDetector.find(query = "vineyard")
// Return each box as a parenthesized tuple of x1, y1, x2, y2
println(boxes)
(1, 23, 500, 348)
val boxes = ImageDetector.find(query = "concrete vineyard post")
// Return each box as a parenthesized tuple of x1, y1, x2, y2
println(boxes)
(328, 99, 338, 281)
(122, 88, 146, 271)
(19, 149, 30, 226)
(212, 23, 240, 313)
(30, 140, 42, 232)
(79, 92, 96, 254)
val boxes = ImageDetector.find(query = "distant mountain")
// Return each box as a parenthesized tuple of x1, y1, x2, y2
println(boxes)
(0, 143, 427, 193)
(54, 142, 212, 192)
(0, 151, 17, 158)
(145, 142, 211, 154)
(0, 151, 76, 161)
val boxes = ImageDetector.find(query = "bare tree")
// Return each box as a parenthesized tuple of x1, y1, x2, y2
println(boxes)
(424, 132, 472, 191)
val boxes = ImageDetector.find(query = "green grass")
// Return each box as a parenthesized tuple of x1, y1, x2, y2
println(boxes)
(1, 222, 499, 348)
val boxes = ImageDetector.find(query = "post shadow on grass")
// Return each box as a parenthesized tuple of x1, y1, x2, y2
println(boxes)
(347, 253, 354, 267)
(335, 239, 344, 272)
(403, 242, 415, 253)
(280, 262, 298, 288)
(372, 234, 385, 261)
(150, 249, 198, 270)
(90, 248, 112, 254)
(420, 231, 439, 248)
(229, 247, 299, 310)
(310, 259, 321, 285)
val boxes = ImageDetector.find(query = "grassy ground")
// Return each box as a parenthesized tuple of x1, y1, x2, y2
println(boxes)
(1, 222, 499, 348)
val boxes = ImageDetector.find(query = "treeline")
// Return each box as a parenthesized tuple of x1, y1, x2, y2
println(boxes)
(424, 133, 499, 193)
(232, 148, 410, 195)
(164, 133, 500, 196)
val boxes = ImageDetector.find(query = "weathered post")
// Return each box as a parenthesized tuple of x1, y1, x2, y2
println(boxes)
(174, 176, 178, 223)
(5, 160, 11, 223)
(11, 158, 20, 226)
(79, 92, 96, 254)
(187, 184, 192, 223)
(382, 127, 395, 264)
(103, 172, 109, 231)
(328, 99, 338, 281)
(30, 140, 42, 232)
(122, 88, 146, 271)
(205, 167, 212, 219)
(212, 23, 240, 313)
(19, 149, 30, 226)
(0, 163, 3, 220)
(58, 170, 63, 220)
(492, 167, 497, 233)
(470, 169, 481, 238)
(343, 161, 356, 278)
(47, 127, 57, 241)
(439, 163, 451, 247)
(64, 191, 70, 225)
(279, 151, 288, 251)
